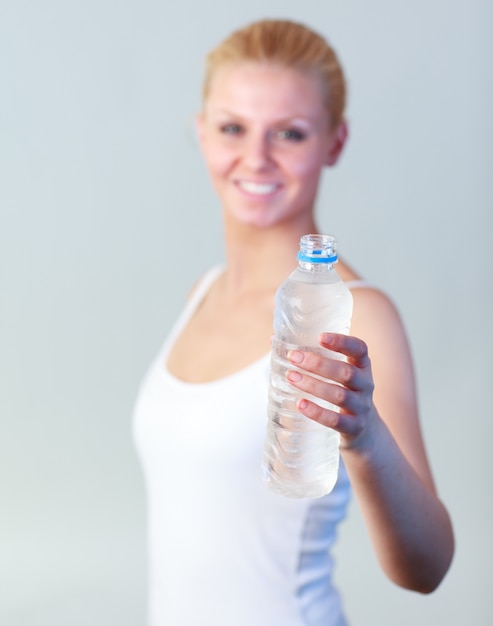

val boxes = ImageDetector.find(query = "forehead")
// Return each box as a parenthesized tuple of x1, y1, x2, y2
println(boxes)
(204, 62, 326, 120)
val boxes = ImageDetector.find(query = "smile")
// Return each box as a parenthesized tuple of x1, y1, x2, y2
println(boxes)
(237, 181, 280, 195)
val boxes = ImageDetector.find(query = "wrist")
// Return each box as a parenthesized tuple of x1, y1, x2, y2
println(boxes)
(339, 405, 383, 458)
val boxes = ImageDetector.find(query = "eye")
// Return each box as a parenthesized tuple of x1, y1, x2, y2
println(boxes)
(221, 123, 243, 135)
(276, 128, 306, 142)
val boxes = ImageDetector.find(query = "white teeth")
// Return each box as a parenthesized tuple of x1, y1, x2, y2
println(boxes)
(239, 181, 278, 195)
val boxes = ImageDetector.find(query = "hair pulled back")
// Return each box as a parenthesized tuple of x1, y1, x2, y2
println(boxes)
(203, 19, 347, 129)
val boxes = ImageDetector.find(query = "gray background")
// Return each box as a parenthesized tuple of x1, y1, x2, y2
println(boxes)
(1, 0, 492, 624)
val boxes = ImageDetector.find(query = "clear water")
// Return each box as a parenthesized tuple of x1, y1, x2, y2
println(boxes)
(262, 268, 353, 498)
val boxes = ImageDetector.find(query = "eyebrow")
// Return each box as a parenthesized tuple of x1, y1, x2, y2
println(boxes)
(210, 109, 318, 127)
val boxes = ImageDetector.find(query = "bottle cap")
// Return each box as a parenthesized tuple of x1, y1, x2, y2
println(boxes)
(297, 234, 338, 264)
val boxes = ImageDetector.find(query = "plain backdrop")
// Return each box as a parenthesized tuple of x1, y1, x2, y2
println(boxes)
(1, 1, 492, 624)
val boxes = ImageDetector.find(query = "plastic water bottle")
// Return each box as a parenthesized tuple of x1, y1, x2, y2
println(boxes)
(262, 234, 353, 498)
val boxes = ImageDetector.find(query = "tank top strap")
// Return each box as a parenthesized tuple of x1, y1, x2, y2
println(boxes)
(160, 266, 224, 358)
(185, 265, 224, 311)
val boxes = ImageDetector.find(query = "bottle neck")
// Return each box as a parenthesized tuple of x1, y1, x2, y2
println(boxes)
(298, 259, 336, 272)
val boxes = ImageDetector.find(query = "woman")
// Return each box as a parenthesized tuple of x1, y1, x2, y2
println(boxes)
(133, 19, 454, 626)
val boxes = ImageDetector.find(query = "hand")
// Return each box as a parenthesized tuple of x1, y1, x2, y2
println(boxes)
(286, 332, 377, 449)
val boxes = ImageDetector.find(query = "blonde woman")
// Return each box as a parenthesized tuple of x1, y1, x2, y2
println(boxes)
(134, 19, 454, 626)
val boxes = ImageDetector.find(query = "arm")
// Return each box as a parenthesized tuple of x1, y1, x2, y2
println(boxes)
(286, 288, 454, 593)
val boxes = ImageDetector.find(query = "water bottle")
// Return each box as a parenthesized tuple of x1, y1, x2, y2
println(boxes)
(262, 234, 353, 498)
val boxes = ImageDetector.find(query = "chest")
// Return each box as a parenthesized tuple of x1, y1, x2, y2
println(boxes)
(167, 294, 274, 383)
(136, 352, 271, 481)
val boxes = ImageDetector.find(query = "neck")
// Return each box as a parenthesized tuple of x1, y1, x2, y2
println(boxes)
(221, 216, 319, 295)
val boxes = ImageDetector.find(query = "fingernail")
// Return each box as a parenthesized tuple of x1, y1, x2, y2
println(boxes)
(287, 350, 303, 364)
(321, 333, 333, 345)
(287, 370, 302, 382)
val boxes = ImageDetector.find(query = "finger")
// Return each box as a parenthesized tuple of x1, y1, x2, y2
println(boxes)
(297, 398, 360, 437)
(286, 370, 363, 414)
(287, 349, 367, 392)
(320, 333, 371, 366)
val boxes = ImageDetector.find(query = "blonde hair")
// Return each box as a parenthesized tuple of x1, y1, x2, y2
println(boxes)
(203, 19, 347, 129)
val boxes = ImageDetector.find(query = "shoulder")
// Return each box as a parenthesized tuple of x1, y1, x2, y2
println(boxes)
(336, 256, 405, 344)
(350, 283, 398, 314)
(336, 254, 406, 345)
(350, 286, 409, 352)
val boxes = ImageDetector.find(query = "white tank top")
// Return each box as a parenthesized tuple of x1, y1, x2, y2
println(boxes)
(133, 268, 371, 626)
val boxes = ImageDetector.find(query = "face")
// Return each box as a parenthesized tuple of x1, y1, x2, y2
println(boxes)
(197, 63, 345, 229)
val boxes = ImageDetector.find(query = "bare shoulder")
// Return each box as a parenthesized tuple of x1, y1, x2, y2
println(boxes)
(350, 286, 406, 340)
(337, 254, 409, 349)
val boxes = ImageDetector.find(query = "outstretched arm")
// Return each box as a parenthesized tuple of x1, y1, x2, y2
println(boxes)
(286, 288, 454, 593)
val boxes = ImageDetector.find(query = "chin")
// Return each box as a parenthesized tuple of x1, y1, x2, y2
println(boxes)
(232, 209, 288, 229)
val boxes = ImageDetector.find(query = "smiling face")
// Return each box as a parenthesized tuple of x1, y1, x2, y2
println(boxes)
(197, 62, 346, 230)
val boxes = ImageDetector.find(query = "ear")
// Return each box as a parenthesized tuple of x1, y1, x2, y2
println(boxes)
(325, 121, 348, 166)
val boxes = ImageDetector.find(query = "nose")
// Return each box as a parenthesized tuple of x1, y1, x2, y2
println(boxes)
(243, 131, 273, 170)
